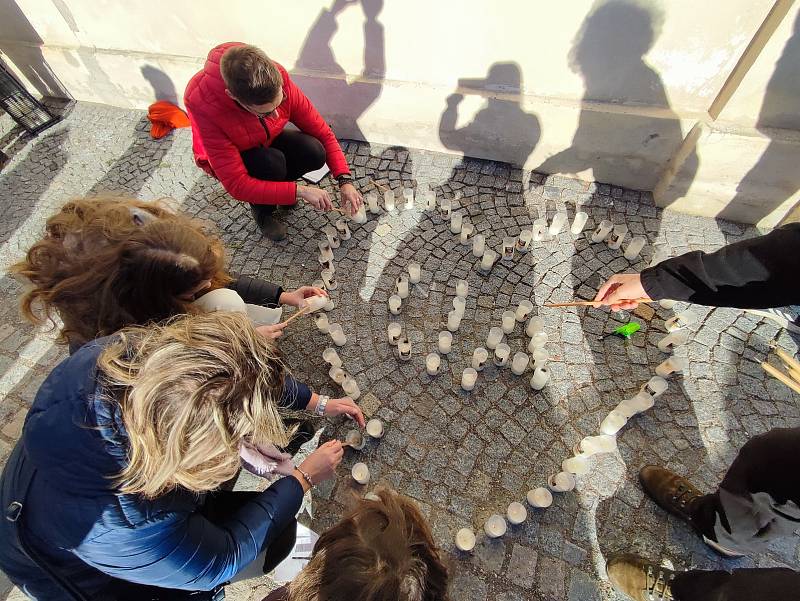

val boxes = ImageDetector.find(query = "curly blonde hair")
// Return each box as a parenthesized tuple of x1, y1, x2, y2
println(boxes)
(99, 312, 291, 498)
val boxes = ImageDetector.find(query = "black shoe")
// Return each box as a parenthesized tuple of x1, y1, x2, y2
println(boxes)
(282, 419, 316, 456)
(250, 205, 287, 241)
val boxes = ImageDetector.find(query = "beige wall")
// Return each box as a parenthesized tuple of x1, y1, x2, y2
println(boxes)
(1, 0, 798, 225)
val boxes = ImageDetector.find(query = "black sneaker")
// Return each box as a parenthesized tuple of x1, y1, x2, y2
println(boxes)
(250, 205, 287, 241)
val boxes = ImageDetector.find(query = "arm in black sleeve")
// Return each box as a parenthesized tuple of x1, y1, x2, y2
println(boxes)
(227, 275, 283, 307)
(640, 223, 800, 309)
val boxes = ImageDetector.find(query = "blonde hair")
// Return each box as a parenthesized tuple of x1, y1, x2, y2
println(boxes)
(98, 312, 291, 498)
(288, 488, 450, 601)
(220, 44, 283, 105)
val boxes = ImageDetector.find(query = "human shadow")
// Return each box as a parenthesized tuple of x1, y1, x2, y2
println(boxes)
(292, 0, 385, 143)
(717, 11, 800, 225)
(439, 62, 540, 169)
(87, 66, 177, 197)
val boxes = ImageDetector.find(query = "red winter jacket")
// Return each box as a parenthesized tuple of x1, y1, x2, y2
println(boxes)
(184, 42, 350, 205)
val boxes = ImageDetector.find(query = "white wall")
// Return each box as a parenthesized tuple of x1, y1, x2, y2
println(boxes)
(1, 0, 798, 225)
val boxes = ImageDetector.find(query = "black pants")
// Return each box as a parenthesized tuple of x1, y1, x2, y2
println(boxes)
(670, 427, 800, 600)
(240, 130, 326, 223)
(103, 491, 297, 600)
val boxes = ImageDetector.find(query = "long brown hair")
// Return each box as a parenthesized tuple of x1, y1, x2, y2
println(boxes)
(288, 488, 450, 601)
(99, 312, 290, 498)
(11, 196, 232, 347)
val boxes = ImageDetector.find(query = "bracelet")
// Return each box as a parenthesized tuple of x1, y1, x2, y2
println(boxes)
(296, 466, 314, 488)
(315, 395, 330, 417)
(336, 175, 353, 187)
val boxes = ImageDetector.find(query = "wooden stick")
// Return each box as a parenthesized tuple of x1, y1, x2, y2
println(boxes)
(281, 306, 311, 326)
(369, 178, 389, 192)
(545, 298, 651, 308)
(772, 346, 800, 382)
(762, 361, 800, 394)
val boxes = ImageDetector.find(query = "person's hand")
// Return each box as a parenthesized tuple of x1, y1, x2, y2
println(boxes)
(255, 322, 288, 340)
(298, 440, 343, 484)
(594, 273, 651, 312)
(325, 396, 366, 427)
(339, 183, 363, 215)
(280, 286, 328, 308)
(297, 185, 333, 211)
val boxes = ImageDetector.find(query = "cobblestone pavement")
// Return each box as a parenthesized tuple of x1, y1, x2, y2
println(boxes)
(1, 102, 799, 601)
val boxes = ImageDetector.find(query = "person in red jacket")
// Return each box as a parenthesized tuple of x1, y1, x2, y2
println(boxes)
(185, 42, 363, 241)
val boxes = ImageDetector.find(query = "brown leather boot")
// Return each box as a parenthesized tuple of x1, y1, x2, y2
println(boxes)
(606, 553, 675, 601)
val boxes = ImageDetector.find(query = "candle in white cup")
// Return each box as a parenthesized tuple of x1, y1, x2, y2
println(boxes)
(321, 268, 337, 291)
(346, 429, 366, 450)
(396, 276, 410, 299)
(323, 295, 335, 311)
(452, 296, 466, 316)
(642, 376, 669, 399)
(387, 322, 402, 345)
(472, 347, 489, 371)
(624, 235, 646, 261)
(591, 220, 614, 243)
(480, 249, 498, 271)
(323, 225, 341, 248)
(329, 323, 347, 346)
(426, 352, 441, 375)
(484, 514, 507, 538)
(501, 310, 516, 334)
(657, 330, 690, 352)
(472, 234, 486, 257)
(562, 454, 590, 475)
(352, 203, 368, 224)
(531, 218, 547, 241)
(384, 190, 396, 211)
(527, 487, 553, 508)
(455, 528, 476, 552)
(486, 327, 504, 350)
(318, 241, 334, 262)
(456, 279, 469, 298)
(515, 300, 534, 322)
(655, 356, 688, 377)
(617, 391, 654, 417)
(388, 294, 402, 315)
(447, 310, 462, 332)
(493, 343, 511, 367)
(511, 352, 530, 375)
(461, 367, 478, 391)
(343, 377, 361, 400)
(579, 435, 617, 456)
(329, 366, 347, 384)
(323, 347, 342, 367)
(607, 224, 627, 250)
(528, 331, 548, 351)
(423, 190, 436, 210)
(450, 212, 463, 234)
(531, 347, 549, 369)
(530, 366, 550, 390)
(408, 262, 421, 284)
(526, 316, 545, 337)
(507, 502, 527, 525)
(402, 187, 414, 209)
(438, 331, 453, 354)
(352, 462, 370, 485)
(366, 418, 384, 438)
(659, 298, 676, 310)
(665, 313, 694, 332)
(459, 221, 474, 244)
(397, 336, 412, 361)
(571, 211, 589, 235)
(314, 312, 330, 333)
(305, 295, 329, 312)
(549, 212, 568, 236)
(548, 471, 576, 492)
(439, 197, 452, 218)
(335, 219, 352, 241)
(517, 229, 533, 252)
(367, 192, 380, 214)
(600, 409, 628, 435)
(501, 237, 516, 261)
(318, 257, 334, 273)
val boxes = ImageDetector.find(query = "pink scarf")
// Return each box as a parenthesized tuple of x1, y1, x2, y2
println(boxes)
(239, 441, 295, 477)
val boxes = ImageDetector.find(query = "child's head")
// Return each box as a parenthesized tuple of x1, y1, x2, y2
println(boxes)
(288, 488, 450, 601)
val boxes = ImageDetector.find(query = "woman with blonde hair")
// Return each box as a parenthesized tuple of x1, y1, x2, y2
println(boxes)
(0, 312, 345, 600)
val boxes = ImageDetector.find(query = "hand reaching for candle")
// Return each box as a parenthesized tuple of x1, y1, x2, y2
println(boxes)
(594, 273, 651, 311)
(296, 440, 344, 485)
(325, 397, 366, 427)
(339, 183, 363, 215)
(255, 322, 288, 340)
(279, 286, 328, 308)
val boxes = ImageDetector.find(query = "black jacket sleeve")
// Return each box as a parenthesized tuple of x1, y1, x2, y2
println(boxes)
(227, 275, 283, 307)
(640, 223, 800, 309)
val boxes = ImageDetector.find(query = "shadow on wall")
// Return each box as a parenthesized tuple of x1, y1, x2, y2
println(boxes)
(717, 10, 800, 225)
(438, 62, 540, 168)
(141, 65, 179, 105)
(537, 0, 697, 198)
(0, 0, 69, 98)
(292, 0, 385, 143)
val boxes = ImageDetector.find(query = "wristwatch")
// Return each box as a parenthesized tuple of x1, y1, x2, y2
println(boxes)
(315, 394, 330, 417)
(336, 174, 353, 187)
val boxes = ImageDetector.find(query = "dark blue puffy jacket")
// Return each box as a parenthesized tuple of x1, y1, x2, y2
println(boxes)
(0, 337, 311, 599)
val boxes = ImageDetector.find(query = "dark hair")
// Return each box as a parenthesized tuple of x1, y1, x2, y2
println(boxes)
(287, 488, 450, 601)
(220, 44, 283, 105)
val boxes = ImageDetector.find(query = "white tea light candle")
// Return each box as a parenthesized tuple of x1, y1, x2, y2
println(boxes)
(323, 347, 342, 367)
(329, 323, 347, 346)
(440, 197, 452, 218)
(624, 235, 646, 261)
(493, 343, 511, 367)
(511, 352, 530, 375)
(480, 249, 498, 272)
(329, 366, 347, 385)
(396, 276, 410, 299)
(387, 322, 402, 345)
(456, 279, 469, 298)
(346, 430, 365, 450)
(461, 367, 478, 391)
(305, 295, 329, 312)
(351, 462, 370, 485)
(459, 221, 474, 244)
(323, 225, 341, 248)
(388, 295, 402, 315)
(591, 220, 614, 243)
(517, 229, 533, 252)
(527, 487, 553, 508)
(579, 435, 617, 456)
(397, 336, 412, 361)
(526, 316, 545, 337)
(486, 327, 504, 350)
(531, 348, 549, 369)
(352, 203, 367, 224)
(642, 376, 669, 399)
(659, 298, 676, 310)
(408, 262, 421, 284)
(426, 352, 441, 375)
(366, 418, 384, 438)
(423, 190, 436, 210)
(665, 313, 694, 332)
(501, 310, 516, 334)
(383, 190, 396, 211)
(607, 223, 627, 250)
(452, 296, 466, 316)
(528, 331, 548, 351)
(549, 212, 567, 236)
(321, 268, 337, 291)
(571, 211, 589, 235)
(450, 212, 463, 234)
(549, 471, 577, 492)
(314, 312, 330, 333)
(507, 502, 527, 525)
(472, 234, 486, 257)
(484, 514, 507, 538)
(562, 454, 590, 475)
(367, 192, 380, 214)
(335, 219, 352, 241)
(501, 237, 516, 261)
(530, 366, 550, 390)
(438, 331, 453, 354)
(402, 187, 414, 209)
(455, 528, 476, 552)
(655, 356, 688, 377)
(657, 330, 690, 352)
(447, 310, 463, 332)
(515, 300, 534, 322)
(342, 377, 361, 400)
(472, 347, 489, 371)
(600, 410, 628, 435)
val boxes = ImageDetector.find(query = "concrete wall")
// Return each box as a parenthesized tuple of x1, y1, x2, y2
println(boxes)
(1, 0, 798, 226)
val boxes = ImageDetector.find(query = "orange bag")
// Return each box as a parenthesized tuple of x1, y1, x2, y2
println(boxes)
(147, 100, 191, 139)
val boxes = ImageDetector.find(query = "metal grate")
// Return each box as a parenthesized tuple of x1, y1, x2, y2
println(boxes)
(0, 61, 60, 134)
